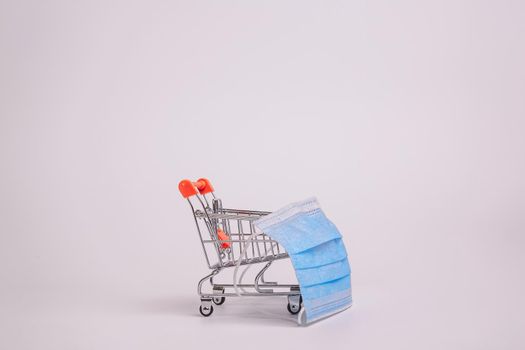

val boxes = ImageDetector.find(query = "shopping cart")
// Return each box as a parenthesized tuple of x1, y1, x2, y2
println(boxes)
(179, 178, 302, 317)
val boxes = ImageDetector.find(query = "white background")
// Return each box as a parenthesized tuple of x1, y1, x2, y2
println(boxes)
(1, 1, 524, 349)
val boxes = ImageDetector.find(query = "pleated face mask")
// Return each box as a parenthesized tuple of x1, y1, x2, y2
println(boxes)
(254, 198, 352, 325)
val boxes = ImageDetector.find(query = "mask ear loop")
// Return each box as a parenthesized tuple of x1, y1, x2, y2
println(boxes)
(233, 234, 257, 296)
(237, 264, 252, 293)
(233, 233, 279, 296)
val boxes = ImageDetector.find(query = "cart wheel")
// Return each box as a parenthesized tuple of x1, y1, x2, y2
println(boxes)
(212, 296, 225, 305)
(212, 286, 225, 305)
(199, 304, 214, 317)
(287, 302, 301, 314)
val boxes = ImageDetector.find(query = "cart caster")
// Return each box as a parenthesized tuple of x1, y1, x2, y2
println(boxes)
(287, 292, 302, 315)
(199, 304, 214, 317)
(212, 286, 225, 305)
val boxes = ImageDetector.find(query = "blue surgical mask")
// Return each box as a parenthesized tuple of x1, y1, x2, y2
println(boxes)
(255, 197, 352, 325)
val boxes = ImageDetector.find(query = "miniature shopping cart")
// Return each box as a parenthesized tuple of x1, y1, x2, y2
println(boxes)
(179, 178, 302, 317)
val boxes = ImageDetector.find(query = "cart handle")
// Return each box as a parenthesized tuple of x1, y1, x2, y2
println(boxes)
(179, 178, 214, 198)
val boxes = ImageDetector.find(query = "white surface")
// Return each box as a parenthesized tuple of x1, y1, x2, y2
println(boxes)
(1, 1, 524, 349)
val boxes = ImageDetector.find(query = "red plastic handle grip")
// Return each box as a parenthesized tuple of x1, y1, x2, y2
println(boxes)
(193, 180, 206, 191)
(179, 178, 214, 198)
